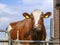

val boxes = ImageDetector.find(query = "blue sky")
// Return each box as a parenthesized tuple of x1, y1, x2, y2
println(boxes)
(0, 0, 53, 40)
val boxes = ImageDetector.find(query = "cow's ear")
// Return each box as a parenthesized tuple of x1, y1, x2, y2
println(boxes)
(44, 12, 51, 18)
(23, 13, 30, 19)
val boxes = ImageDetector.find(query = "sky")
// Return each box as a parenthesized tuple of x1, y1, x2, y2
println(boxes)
(0, 0, 53, 41)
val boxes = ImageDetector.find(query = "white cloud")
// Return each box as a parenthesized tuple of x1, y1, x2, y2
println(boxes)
(22, 0, 53, 6)
(0, 3, 19, 15)
(0, 17, 10, 21)
(22, 0, 43, 5)
(0, 17, 11, 30)
(18, 0, 53, 12)
(0, 3, 7, 9)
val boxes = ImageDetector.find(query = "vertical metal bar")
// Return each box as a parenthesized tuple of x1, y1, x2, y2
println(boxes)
(8, 32, 12, 45)
(16, 30, 19, 40)
(59, 8, 60, 45)
(50, 18, 53, 45)
(50, 18, 53, 39)
(50, 18, 53, 40)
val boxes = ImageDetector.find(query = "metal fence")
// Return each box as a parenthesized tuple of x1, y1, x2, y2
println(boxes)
(0, 30, 12, 45)
(0, 30, 60, 45)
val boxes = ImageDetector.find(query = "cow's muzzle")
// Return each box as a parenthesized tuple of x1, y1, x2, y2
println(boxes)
(35, 28, 42, 31)
(33, 24, 42, 31)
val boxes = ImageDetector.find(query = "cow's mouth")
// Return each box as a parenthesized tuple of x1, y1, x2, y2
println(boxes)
(36, 28, 42, 31)
(33, 27, 42, 31)
(33, 24, 42, 31)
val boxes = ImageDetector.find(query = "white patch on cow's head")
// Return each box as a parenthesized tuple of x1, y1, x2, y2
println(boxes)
(32, 9, 42, 27)
(7, 25, 12, 32)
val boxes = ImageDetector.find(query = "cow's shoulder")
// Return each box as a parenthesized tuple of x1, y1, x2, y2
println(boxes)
(16, 19, 32, 25)
(9, 21, 20, 28)
(14, 19, 33, 29)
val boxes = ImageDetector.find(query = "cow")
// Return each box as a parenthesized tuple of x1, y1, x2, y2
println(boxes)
(4, 9, 51, 45)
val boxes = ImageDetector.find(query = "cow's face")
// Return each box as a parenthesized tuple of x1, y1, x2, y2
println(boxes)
(23, 9, 51, 31)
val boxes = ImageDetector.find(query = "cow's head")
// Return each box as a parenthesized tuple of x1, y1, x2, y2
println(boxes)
(23, 9, 51, 31)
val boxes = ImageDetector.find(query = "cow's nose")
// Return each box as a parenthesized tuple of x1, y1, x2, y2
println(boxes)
(33, 24, 38, 28)
(33, 24, 42, 31)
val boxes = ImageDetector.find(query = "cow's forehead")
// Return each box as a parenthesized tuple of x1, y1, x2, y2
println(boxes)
(32, 9, 42, 26)
(32, 9, 42, 16)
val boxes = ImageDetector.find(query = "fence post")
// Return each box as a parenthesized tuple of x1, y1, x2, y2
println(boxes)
(8, 32, 12, 45)
(50, 18, 54, 45)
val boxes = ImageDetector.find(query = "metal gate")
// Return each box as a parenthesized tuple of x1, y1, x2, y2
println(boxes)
(0, 30, 60, 45)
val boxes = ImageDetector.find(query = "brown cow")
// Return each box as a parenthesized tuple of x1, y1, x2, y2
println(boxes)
(9, 9, 51, 45)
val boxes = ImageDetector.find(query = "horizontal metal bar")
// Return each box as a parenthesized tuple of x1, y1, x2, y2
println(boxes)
(0, 40, 60, 44)
(12, 40, 60, 44)
(0, 40, 9, 42)
(0, 30, 7, 32)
